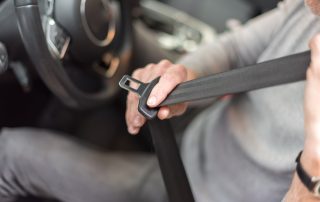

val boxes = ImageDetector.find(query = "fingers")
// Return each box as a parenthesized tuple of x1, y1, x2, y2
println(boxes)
(125, 60, 190, 135)
(158, 103, 188, 120)
(126, 95, 146, 135)
(147, 64, 187, 107)
(144, 60, 170, 83)
(126, 68, 146, 135)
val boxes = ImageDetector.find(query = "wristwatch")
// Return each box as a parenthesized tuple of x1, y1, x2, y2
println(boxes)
(296, 151, 320, 197)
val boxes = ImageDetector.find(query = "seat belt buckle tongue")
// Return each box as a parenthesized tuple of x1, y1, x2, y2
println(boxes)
(119, 75, 160, 120)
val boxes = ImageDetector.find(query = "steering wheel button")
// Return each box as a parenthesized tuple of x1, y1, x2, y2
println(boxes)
(45, 18, 71, 59)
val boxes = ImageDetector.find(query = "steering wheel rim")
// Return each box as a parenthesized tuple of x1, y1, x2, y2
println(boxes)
(14, 0, 132, 108)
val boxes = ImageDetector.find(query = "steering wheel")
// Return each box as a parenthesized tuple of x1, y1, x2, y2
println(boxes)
(1, 0, 132, 108)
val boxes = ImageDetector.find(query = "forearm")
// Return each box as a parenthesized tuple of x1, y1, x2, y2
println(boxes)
(178, 0, 294, 77)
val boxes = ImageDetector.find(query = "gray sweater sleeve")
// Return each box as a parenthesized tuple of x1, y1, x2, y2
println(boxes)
(178, 0, 296, 77)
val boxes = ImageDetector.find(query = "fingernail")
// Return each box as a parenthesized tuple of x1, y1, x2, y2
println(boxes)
(147, 96, 157, 106)
(134, 116, 142, 126)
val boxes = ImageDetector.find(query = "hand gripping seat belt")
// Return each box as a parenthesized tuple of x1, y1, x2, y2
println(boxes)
(119, 50, 311, 202)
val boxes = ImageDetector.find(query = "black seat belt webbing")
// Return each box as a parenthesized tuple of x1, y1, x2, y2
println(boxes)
(119, 50, 311, 202)
(161, 51, 310, 106)
(148, 119, 195, 202)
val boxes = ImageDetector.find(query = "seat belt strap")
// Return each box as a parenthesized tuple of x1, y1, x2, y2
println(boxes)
(161, 51, 310, 106)
(120, 51, 310, 119)
(148, 119, 195, 202)
(119, 50, 311, 202)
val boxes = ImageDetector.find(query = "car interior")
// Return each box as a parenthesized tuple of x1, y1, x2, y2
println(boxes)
(0, 0, 279, 201)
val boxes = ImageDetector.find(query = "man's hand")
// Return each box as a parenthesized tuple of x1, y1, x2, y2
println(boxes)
(301, 34, 320, 176)
(284, 34, 320, 202)
(125, 60, 198, 135)
(304, 35, 320, 152)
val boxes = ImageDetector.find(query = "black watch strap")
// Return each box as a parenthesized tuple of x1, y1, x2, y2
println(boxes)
(296, 151, 317, 192)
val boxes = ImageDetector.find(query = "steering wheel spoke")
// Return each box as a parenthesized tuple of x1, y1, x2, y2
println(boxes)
(43, 16, 71, 60)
